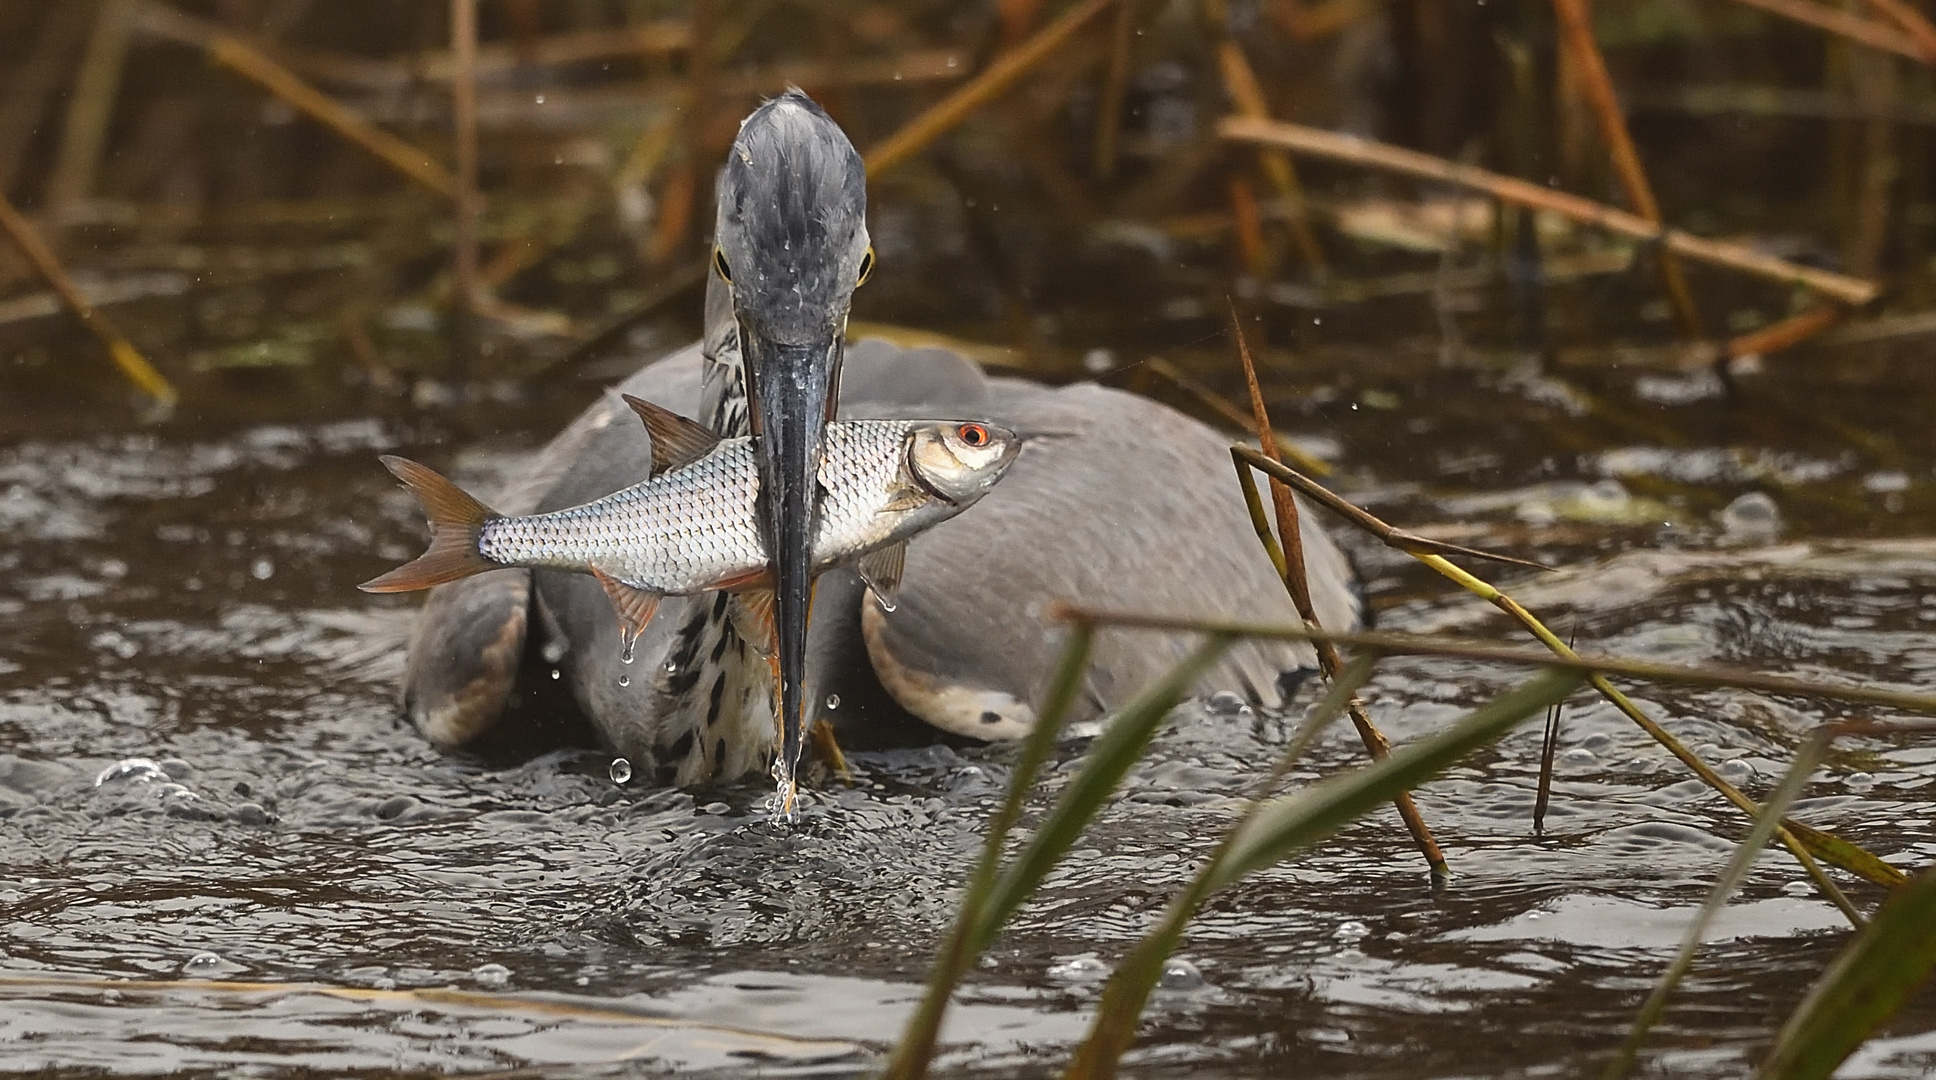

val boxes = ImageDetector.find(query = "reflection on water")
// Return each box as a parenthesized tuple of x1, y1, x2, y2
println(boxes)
(3, 371, 1936, 1078)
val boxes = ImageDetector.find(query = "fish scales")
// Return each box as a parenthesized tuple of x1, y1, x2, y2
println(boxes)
(475, 422, 916, 593)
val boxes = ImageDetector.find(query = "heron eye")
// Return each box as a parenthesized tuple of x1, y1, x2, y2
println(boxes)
(856, 247, 874, 286)
(957, 422, 988, 447)
(713, 247, 733, 283)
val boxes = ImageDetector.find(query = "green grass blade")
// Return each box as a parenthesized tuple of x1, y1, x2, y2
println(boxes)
(881, 622, 1095, 1080)
(967, 634, 1236, 953)
(1756, 866, 1936, 1080)
(1207, 667, 1584, 892)
(1063, 652, 1379, 1080)
(1605, 728, 1832, 1080)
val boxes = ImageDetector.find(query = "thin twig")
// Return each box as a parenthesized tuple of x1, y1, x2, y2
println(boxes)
(0, 1, 103, 197)
(1232, 310, 1449, 876)
(1551, 0, 1704, 337)
(0, 193, 175, 406)
(1091, 0, 1137, 178)
(865, 0, 1117, 177)
(1217, 116, 1880, 306)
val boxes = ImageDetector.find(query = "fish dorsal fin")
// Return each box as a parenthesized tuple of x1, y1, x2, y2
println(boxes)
(590, 566, 662, 653)
(728, 587, 776, 658)
(854, 542, 906, 612)
(622, 394, 720, 477)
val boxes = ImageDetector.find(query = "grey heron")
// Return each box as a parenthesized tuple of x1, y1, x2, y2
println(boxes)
(396, 91, 1361, 788)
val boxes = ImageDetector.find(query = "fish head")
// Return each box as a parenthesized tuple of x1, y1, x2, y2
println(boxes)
(905, 421, 1023, 507)
(711, 90, 872, 788)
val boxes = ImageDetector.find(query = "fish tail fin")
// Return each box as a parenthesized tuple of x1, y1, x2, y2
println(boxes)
(359, 456, 500, 593)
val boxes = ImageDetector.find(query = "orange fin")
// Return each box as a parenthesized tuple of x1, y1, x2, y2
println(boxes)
(590, 566, 662, 651)
(622, 394, 721, 477)
(359, 456, 499, 592)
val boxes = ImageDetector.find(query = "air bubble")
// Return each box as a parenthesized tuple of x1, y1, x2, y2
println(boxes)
(609, 758, 633, 784)
(1845, 772, 1876, 792)
(471, 963, 511, 988)
(1047, 956, 1109, 982)
(1158, 958, 1205, 990)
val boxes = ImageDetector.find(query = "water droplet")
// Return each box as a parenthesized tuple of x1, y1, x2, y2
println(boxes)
(95, 758, 166, 787)
(549, 668, 560, 680)
(541, 641, 566, 664)
(665, 660, 679, 675)
(620, 645, 635, 665)
(617, 674, 630, 687)
(825, 694, 840, 711)
(1158, 958, 1205, 990)
(609, 758, 632, 784)
(471, 963, 511, 988)
(1047, 956, 1109, 982)
(251, 557, 275, 581)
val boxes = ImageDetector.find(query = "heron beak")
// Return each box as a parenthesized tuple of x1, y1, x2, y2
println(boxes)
(744, 329, 842, 795)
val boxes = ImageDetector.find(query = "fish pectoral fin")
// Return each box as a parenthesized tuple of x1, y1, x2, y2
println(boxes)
(622, 394, 721, 477)
(589, 566, 662, 650)
(854, 542, 906, 613)
(727, 587, 776, 658)
(878, 483, 930, 514)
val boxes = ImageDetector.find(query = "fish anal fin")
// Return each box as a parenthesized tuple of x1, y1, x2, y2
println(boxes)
(590, 566, 662, 649)
(854, 541, 906, 612)
(359, 455, 499, 592)
(622, 394, 720, 477)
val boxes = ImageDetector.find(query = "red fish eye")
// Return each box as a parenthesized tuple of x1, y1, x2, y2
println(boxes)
(957, 423, 988, 447)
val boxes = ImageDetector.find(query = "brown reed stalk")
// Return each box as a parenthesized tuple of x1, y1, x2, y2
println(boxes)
(1214, 37, 1327, 272)
(1858, 0, 1936, 60)
(1218, 116, 1880, 305)
(46, 0, 138, 220)
(0, 2, 102, 197)
(129, 1, 455, 196)
(1092, 0, 1138, 178)
(1550, 0, 1704, 338)
(1230, 447, 1898, 911)
(0, 192, 175, 406)
(865, 0, 1117, 177)
(1231, 309, 1448, 875)
(449, 0, 480, 379)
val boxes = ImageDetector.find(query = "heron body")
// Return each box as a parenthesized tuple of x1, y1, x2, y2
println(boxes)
(398, 93, 1361, 785)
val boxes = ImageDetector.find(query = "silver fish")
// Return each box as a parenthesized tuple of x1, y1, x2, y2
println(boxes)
(360, 394, 1021, 650)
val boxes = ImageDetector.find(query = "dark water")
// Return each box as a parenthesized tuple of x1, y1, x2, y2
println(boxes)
(4, 337, 1936, 1078)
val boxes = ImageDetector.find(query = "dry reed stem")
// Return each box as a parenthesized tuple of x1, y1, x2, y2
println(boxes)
(865, 0, 1116, 177)
(1215, 39, 1327, 271)
(1091, 0, 1137, 178)
(0, 1, 102, 196)
(46, 0, 137, 219)
(1727, 303, 1846, 358)
(449, 0, 480, 378)
(1140, 355, 1334, 476)
(1550, 0, 1704, 338)
(1727, 0, 1930, 61)
(1051, 607, 1936, 714)
(1234, 450, 1886, 912)
(0, 192, 174, 405)
(1229, 175, 1270, 277)
(129, 1, 455, 196)
(1857, 0, 1936, 60)
(1233, 312, 1449, 875)
(1218, 116, 1880, 306)
(406, 21, 691, 80)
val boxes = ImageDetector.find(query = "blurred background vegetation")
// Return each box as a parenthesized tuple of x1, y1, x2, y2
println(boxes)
(1, 0, 1933, 445)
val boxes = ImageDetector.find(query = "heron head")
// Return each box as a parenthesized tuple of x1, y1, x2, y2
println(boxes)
(711, 90, 871, 796)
